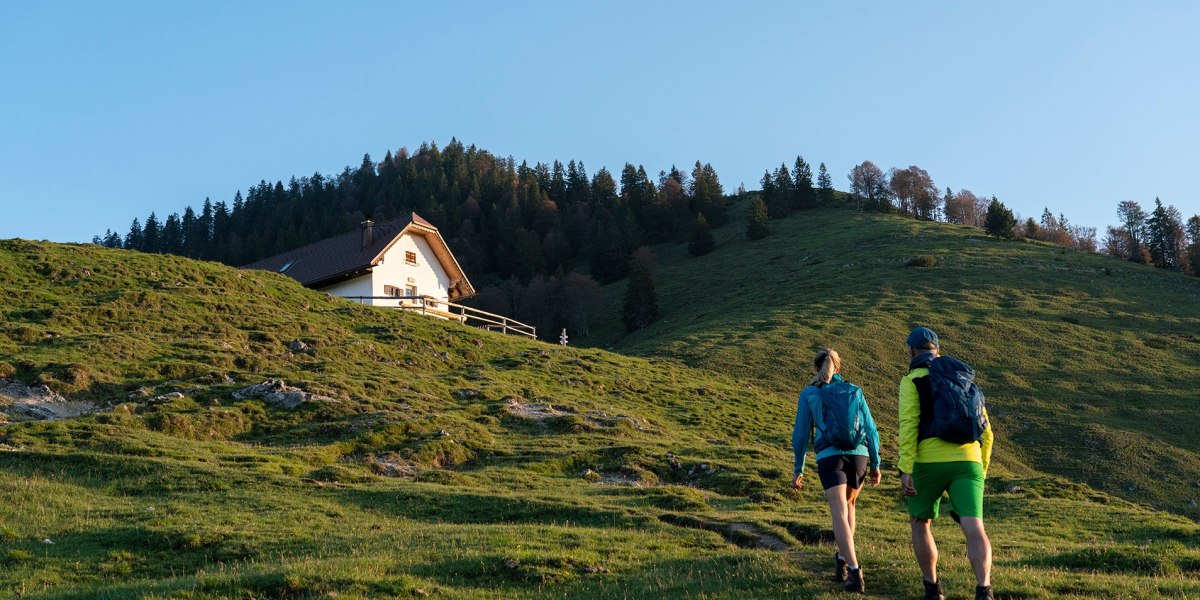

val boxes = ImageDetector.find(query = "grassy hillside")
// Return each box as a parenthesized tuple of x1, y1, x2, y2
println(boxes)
(0, 238, 1197, 598)
(586, 198, 1200, 522)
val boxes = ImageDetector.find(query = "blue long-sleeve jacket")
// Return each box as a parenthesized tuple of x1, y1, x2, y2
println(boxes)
(792, 374, 881, 477)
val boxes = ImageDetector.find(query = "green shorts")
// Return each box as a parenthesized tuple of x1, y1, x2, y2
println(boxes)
(907, 461, 984, 520)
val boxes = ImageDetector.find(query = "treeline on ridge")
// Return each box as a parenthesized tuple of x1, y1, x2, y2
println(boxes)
(93, 142, 1200, 340)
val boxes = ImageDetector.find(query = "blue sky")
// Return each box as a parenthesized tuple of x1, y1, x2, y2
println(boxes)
(2, 1, 1197, 243)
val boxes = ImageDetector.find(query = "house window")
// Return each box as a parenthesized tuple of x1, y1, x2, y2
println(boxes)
(405, 251, 418, 266)
(405, 284, 418, 297)
(384, 285, 401, 297)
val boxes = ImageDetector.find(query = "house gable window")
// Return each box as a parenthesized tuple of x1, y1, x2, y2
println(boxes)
(405, 251, 418, 266)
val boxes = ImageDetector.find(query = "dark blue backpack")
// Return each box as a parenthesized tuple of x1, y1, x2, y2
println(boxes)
(815, 380, 868, 451)
(922, 356, 988, 444)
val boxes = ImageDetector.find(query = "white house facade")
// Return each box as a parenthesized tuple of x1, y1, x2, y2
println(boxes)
(321, 233, 454, 307)
(242, 213, 474, 309)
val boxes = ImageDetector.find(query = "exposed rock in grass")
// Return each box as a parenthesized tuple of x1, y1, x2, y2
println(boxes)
(149, 391, 185, 404)
(0, 379, 96, 421)
(288, 339, 311, 353)
(231, 379, 334, 409)
(504, 397, 571, 421)
(503, 397, 651, 433)
(580, 468, 645, 486)
(370, 454, 417, 478)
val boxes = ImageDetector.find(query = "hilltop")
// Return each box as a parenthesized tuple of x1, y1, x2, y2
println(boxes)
(0, 229, 1197, 598)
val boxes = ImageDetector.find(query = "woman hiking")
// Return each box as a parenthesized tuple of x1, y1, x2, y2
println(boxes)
(792, 347, 882, 594)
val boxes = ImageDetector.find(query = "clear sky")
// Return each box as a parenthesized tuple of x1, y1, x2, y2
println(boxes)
(2, 1, 1198, 243)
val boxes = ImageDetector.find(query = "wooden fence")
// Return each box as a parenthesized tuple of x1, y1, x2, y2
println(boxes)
(343, 295, 537, 339)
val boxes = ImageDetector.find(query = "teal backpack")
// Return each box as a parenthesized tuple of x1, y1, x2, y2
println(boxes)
(815, 381, 868, 451)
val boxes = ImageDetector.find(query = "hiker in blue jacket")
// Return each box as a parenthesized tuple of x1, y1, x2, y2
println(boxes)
(792, 347, 881, 594)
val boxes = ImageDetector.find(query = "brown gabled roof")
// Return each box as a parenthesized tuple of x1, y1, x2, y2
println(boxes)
(241, 213, 475, 299)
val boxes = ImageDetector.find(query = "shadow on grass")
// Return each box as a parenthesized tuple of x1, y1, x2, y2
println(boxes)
(0, 451, 244, 496)
(333, 486, 641, 528)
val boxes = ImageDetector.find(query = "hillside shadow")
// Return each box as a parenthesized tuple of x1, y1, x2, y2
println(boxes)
(332, 486, 640, 528)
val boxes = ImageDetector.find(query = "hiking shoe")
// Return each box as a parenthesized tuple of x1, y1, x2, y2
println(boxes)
(844, 567, 864, 594)
(975, 584, 994, 600)
(833, 551, 847, 582)
(923, 579, 944, 600)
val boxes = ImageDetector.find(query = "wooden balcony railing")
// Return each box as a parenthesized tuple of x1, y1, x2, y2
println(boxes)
(342, 295, 536, 339)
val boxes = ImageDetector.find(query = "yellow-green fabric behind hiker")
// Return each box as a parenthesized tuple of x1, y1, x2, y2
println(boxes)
(898, 365, 994, 476)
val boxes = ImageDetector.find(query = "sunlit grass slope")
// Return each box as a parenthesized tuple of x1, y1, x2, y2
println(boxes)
(0, 237, 1196, 598)
(587, 197, 1200, 523)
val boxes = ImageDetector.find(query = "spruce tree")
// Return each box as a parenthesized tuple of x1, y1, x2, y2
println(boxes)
(1024, 217, 1040, 240)
(102, 230, 122, 248)
(984, 198, 1016, 239)
(1145, 198, 1186, 270)
(622, 251, 659, 332)
(161, 213, 184, 255)
(759, 170, 775, 213)
(747, 196, 769, 240)
(142, 213, 162, 253)
(793, 156, 815, 209)
(769, 164, 793, 218)
(816, 163, 833, 204)
(125, 218, 144, 250)
(688, 213, 715, 256)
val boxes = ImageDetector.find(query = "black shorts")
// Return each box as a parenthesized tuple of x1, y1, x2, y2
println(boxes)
(816, 455, 869, 490)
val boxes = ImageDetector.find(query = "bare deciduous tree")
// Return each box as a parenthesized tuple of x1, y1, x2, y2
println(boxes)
(888, 166, 939, 220)
(848, 161, 889, 211)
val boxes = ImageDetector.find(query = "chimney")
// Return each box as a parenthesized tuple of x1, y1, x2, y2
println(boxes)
(361, 219, 374, 249)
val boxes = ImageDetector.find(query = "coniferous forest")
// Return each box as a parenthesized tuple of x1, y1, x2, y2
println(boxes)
(94, 139, 727, 339)
(94, 140, 1200, 340)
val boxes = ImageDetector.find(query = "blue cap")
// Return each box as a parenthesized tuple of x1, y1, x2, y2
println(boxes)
(906, 326, 939, 350)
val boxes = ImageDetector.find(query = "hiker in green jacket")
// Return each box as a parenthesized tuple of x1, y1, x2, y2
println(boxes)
(792, 347, 881, 594)
(898, 327, 994, 600)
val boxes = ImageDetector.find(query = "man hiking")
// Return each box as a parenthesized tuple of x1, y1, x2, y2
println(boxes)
(792, 347, 882, 594)
(898, 327, 994, 600)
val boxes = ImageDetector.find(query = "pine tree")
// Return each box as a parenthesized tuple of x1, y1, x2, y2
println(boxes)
(125, 218, 144, 250)
(1146, 198, 1186, 270)
(142, 213, 162, 253)
(690, 162, 726, 226)
(793, 156, 815, 209)
(759, 170, 775, 213)
(747, 196, 769, 240)
(984, 197, 1016, 239)
(102, 230, 122, 248)
(769, 164, 793, 218)
(622, 249, 659, 332)
(816, 163, 833, 205)
(1024, 217, 1040, 240)
(161, 213, 184, 255)
(688, 213, 715, 256)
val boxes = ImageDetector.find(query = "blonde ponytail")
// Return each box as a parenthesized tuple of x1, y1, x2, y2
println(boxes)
(809, 347, 842, 386)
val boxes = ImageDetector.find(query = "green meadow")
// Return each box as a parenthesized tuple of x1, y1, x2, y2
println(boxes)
(1, 197, 1198, 598)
